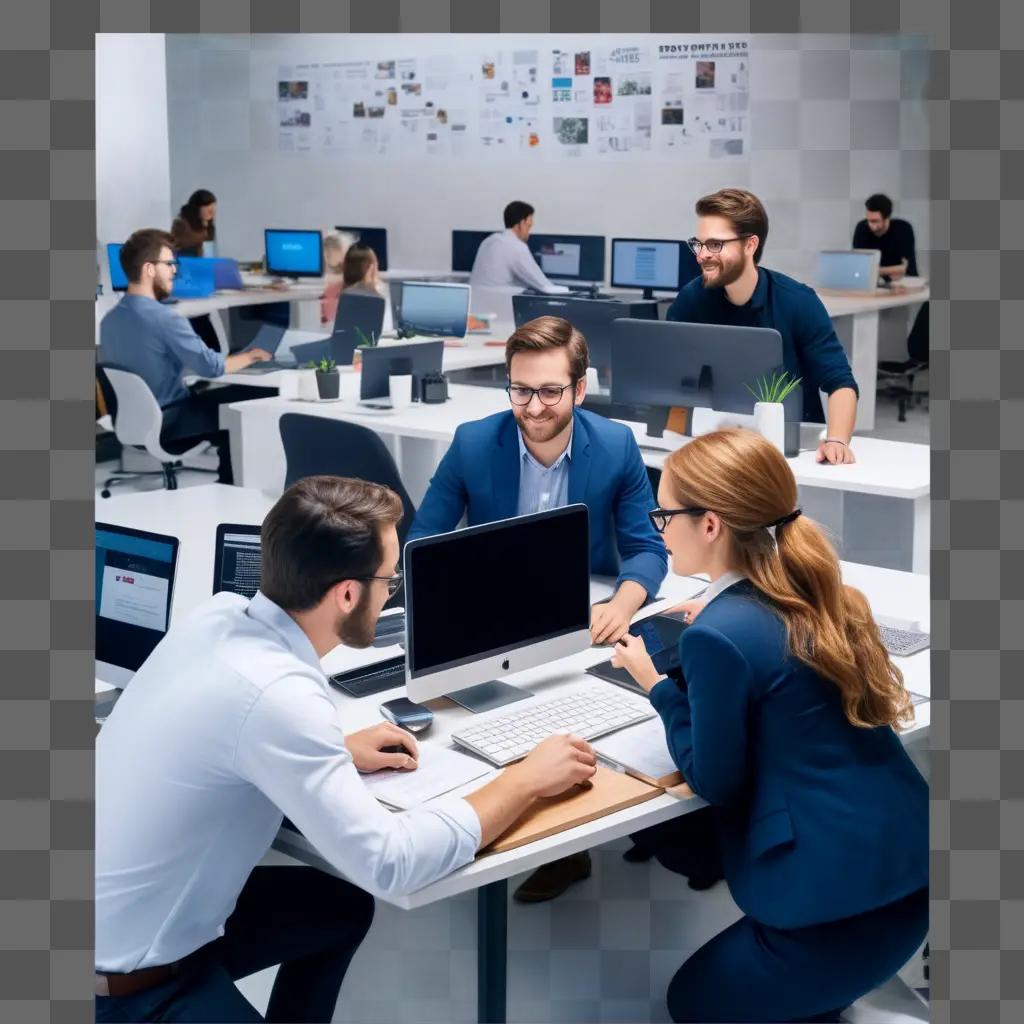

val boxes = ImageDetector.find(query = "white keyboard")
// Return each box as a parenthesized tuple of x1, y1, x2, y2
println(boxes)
(451, 686, 656, 767)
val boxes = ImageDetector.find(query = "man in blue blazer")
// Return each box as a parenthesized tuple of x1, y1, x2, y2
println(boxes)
(407, 315, 667, 902)
(407, 315, 667, 644)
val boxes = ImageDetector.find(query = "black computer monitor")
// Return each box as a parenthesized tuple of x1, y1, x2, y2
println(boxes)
(405, 505, 591, 710)
(264, 229, 324, 278)
(107, 243, 128, 291)
(609, 320, 802, 450)
(213, 524, 262, 599)
(610, 238, 702, 299)
(396, 281, 470, 338)
(451, 229, 494, 272)
(526, 234, 606, 284)
(359, 340, 444, 401)
(336, 226, 389, 272)
(96, 523, 180, 687)
(512, 293, 658, 383)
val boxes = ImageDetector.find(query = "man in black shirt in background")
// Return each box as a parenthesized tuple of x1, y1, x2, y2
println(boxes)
(852, 193, 918, 280)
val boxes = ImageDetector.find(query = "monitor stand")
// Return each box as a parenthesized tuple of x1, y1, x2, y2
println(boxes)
(446, 680, 533, 713)
(641, 287, 655, 300)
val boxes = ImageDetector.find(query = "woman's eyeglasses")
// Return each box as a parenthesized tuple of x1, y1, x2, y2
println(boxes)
(648, 507, 709, 533)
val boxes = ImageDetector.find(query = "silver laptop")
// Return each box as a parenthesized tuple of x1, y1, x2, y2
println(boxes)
(817, 250, 881, 292)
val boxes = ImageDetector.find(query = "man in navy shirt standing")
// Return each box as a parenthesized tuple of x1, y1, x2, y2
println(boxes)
(667, 189, 859, 465)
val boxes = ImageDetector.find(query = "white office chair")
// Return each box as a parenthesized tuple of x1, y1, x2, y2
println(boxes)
(97, 365, 216, 498)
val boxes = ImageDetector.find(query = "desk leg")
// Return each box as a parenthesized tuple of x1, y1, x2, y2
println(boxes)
(850, 311, 879, 431)
(912, 494, 930, 574)
(477, 879, 508, 1024)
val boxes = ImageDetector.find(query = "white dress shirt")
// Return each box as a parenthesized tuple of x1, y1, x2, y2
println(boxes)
(699, 570, 747, 607)
(96, 592, 481, 972)
(469, 229, 570, 293)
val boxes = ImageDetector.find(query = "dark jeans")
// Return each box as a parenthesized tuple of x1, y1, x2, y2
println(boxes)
(629, 805, 725, 887)
(161, 385, 270, 485)
(95, 866, 375, 1023)
(666, 886, 929, 1023)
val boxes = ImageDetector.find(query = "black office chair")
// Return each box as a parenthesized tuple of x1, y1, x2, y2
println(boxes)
(278, 413, 417, 547)
(877, 302, 929, 422)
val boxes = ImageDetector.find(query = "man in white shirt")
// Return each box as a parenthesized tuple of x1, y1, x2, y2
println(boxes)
(469, 201, 571, 294)
(96, 475, 597, 1023)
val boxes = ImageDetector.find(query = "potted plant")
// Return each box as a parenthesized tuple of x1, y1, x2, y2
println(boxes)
(745, 371, 801, 453)
(313, 357, 340, 400)
(351, 326, 378, 368)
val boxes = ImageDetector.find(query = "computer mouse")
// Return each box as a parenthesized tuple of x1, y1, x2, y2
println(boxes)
(379, 696, 433, 733)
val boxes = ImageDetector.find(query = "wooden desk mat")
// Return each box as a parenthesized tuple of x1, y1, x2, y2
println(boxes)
(481, 766, 663, 856)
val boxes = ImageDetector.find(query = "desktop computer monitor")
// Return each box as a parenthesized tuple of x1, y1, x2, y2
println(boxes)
(359, 340, 444, 402)
(451, 229, 494, 272)
(609, 319, 802, 447)
(96, 523, 180, 687)
(107, 243, 128, 291)
(610, 238, 702, 299)
(335, 226, 389, 272)
(396, 281, 470, 338)
(404, 505, 591, 710)
(512, 293, 658, 383)
(265, 229, 324, 278)
(213, 523, 262, 599)
(526, 234, 605, 284)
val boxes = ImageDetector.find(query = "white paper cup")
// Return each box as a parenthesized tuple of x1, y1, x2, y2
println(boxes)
(298, 369, 319, 400)
(278, 373, 301, 400)
(389, 374, 414, 409)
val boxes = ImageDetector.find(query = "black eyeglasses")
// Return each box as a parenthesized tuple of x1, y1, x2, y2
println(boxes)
(686, 236, 750, 256)
(149, 259, 179, 272)
(355, 572, 404, 598)
(506, 382, 576, 407)
(648, 507, 709, 533)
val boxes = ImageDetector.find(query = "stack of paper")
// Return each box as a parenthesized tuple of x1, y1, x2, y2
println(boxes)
(592, 717, 682, 788)
(360, 744, 495, 810)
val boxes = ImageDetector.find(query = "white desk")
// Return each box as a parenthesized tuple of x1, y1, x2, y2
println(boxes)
(95, 483, 929, 1020)
(227, 383, 929, 571)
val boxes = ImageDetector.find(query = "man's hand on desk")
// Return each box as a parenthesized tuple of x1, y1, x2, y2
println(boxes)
(816, 439, 856, 465)
(508, 735, 598, 799)
(590, 581, 648, 646)
(224, 348, 272, 373)
(346, 723, 418, 772)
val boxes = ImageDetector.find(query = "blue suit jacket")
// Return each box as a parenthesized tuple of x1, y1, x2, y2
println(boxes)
(406, 408, 668, 598)
(650, 581, 928, 929)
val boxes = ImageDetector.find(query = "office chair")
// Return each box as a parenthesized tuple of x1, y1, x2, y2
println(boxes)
(97, 365, 217, 498)
(279, 414, 417, 545)
(877, 302, 929, 422)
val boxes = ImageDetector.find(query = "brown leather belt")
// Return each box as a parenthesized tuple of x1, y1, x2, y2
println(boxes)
(95, 962, 179, 998)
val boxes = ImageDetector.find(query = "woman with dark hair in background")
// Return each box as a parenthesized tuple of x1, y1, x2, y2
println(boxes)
(321, 243, 392, 333)
(612, 427, 928, 1023)
(171, 189, 220, 352)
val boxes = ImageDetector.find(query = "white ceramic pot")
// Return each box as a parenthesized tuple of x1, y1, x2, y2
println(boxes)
(753, 401, 786, 453)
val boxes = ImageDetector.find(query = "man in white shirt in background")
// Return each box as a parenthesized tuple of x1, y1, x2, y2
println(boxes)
(96, 475, 597, 1023)
(470, 200, 571, 294)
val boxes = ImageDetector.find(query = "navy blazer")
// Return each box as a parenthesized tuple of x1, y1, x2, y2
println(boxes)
(650, 580, 928, 929)
(406, 408, 668, 598)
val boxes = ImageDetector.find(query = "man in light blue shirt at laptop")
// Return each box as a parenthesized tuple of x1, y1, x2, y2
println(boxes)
(99, 228, 271, 482)
(96, 475, 596, 1022)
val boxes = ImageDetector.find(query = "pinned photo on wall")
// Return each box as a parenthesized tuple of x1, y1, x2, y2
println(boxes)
(353, 101, 366, 118)
(661, 106, 684, 125)
(481, 60, 496, 80)
(552, 77, 572, 102)
(575, 51, 591, 75)
(554, 116, 588, 145)
(593, 77, 612, 104)
(278, 80, 308, 100)
(375, 61, 395, 79)
(617, 73, 651, 96)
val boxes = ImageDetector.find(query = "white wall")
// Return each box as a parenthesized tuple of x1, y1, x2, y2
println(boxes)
(164, 33, 930, 284)
(96, 33, 172, 297)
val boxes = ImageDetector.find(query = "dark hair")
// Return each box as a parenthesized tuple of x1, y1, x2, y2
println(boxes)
(119, 228, 176, 284)
(505, 315, 589, 383)
(865, 193, 893, 220)
(695, 188, 769, 264)
(179, 188, 217, 237)
(261, 476, 403, 612)
(342, 244, 378, 288)
(503, 201, 535, 229)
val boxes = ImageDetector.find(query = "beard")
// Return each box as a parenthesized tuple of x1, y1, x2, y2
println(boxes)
(515, 401, 574, 445)
(336, 586, 377, 649)
(153, 278, 172, 301)
(700, 253, 747, 289)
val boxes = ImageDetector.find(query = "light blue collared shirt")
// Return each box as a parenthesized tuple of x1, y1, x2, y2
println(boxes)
(99, 293, 225, 407)
(516, 424, 573, 517)
(96, 591, 481, 972)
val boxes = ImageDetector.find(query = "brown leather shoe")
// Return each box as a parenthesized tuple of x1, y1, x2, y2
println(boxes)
(513, 851, 592, 903)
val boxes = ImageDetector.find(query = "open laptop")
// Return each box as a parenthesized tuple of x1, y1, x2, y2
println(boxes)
(816, 250, 882, 293)
(234, 324, 296, 373)
(209, 257, 246, 291)
(213, 524, 262, 598)
(96, 523, 179, 688)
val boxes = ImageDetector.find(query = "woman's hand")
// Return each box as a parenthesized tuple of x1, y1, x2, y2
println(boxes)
(610, 633, 663, 693)
(664, 598, 705, 624)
